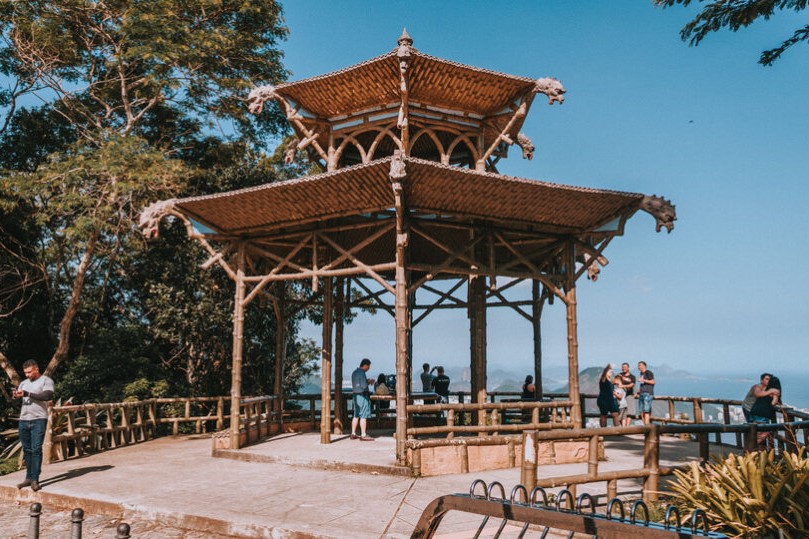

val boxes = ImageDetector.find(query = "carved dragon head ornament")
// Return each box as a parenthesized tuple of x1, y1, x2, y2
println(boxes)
(247, 85, 278, 115)
(139, 199, 177, 239)
(640, 195, 677, 233)
(516, 133, 535, 160)
(534, 77, 566, 105)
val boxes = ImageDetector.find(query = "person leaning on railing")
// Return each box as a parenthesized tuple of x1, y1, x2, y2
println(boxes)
(741, 372, 775, 422)
(749, 376, 782, 450)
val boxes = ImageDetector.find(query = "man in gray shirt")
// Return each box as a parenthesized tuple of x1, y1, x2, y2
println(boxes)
(13, 360, 54, 491)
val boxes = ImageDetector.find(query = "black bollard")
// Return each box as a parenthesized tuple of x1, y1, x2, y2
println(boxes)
(115, 522, 132, 539)
(70, 508, 84, 539)
(28, 502, 42, 539)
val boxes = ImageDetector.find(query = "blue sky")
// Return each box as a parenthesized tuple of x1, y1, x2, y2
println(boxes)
(282, 2, 808, 383)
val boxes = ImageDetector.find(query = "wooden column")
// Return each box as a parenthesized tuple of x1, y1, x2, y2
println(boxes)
(564, 244, 582, 426)
(230, 246, 246, 449)
(391, 157, 410, 465)
(272, 283, 286, 425)
(469, 275, 477, 405)
(333, 277, 346, 434)
(532, 280, 544, 400)
(469, 273, 487, 428)
(320, 277, 333, 444)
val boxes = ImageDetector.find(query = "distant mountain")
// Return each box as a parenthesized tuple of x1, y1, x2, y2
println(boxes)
(551, 366, 603, 394)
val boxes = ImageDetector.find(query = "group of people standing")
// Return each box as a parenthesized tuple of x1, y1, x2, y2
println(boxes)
(597, 361, 655, 427)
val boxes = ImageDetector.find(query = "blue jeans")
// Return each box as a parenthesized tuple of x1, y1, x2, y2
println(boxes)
(19, 419, 48, 481)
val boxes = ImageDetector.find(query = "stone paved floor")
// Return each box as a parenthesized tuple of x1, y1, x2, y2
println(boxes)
(0, 431, 710, 538)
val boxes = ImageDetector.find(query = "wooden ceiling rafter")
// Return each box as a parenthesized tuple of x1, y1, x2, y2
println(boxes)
(347, 276, 395, 318)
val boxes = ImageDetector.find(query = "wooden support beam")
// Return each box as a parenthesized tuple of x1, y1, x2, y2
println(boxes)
(391, 157, 411, 465)
(229, 246, 246, 450)
(242, 234, 312, 307)
(272, 283, 286, 422)
(410, 223, 480, 270)
(333, 278, 346, 435)
(489, 289, 532, 322)
(471, 275, 488, 429)
(317, 232, 395, 295)
(319, 222, 394, 272)
(350, 277, 396, 317)
(412, 278, 466, 327)
(564, 243, 582, 426)
(320, 277, 333, 444)
(476, 98, 529, 171)
(532, 281, 545, 400)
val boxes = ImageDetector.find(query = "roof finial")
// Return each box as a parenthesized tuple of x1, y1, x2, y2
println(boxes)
(398, 27, 413, 47)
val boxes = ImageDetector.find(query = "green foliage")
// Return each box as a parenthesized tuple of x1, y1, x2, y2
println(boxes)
(668, 449, 809, 538)
(0, 0, 289, 139)
(0, 0, 322, 412)
(124, 378, 170, 401)
(656, 0, 809, 65)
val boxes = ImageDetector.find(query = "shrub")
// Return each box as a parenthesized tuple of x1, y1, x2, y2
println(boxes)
(668, 449, 809, 538)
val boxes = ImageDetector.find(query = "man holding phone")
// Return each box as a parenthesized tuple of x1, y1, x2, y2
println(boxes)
(13, 360, 54, 491)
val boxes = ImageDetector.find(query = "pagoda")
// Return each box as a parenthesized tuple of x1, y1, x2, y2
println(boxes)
(140, 30, 676, 465)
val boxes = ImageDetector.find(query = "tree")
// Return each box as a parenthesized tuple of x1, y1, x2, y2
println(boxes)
(656, 0, 809, 65)
(0, 0, 288, 140)
(0, 0, 290, 386)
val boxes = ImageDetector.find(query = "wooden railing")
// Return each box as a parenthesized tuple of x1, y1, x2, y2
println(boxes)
(519, 419, 809, 503)
(238, 395, 279, 446)
(43, 396, 233, 463)
(406, 399, 576, 439)
(42, 390, 808, 464)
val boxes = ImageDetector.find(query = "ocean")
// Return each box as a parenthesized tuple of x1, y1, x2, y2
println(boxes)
(651, 370, 809, 411)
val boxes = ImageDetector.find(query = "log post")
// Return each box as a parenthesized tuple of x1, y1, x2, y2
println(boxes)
(391, 154, 411, 464)
(333, 278, 345, 434)
(587, 435, 599, 477)
(43, 407, 54, 465)
(272, 283, 286, 427)
(229, 246, 246, 450)
(698, 432, 709, 463)
(532, 281, 544, 401)
(320, 277, 333, 444)
(607, 479, 617, 500)
(520, 430, 537, 488)
(692, 398, 703, 424)
(643, 424, 660, 502)
(745, 423, 758, 452)
(469, 273, 488, 430)
(564, 286, 581, 426)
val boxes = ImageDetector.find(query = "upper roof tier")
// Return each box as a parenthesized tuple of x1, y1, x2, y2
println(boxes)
(247, 30, 566, 172)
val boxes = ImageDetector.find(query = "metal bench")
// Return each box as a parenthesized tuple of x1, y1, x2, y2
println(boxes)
(411, 479, 727, 538)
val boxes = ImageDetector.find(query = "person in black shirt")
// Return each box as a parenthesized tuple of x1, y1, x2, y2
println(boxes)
(431, 366, 451, 402)
(521, 375, 536, 401)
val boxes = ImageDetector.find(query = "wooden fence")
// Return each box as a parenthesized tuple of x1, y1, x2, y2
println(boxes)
(43, 397, 232, 464)
(519, 419, 809, 503)
(405, 399, 576, 438)
(41, 390, 808, 465)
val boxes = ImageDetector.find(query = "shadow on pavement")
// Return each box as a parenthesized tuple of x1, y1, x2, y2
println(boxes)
(40, 465, 113, 487)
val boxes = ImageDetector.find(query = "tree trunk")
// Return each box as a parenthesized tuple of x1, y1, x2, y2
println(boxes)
(45, 231, 98, 377)
(0, 352, 21, 396)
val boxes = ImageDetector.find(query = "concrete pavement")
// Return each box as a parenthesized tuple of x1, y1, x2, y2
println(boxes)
(0, 430, 708, 538)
